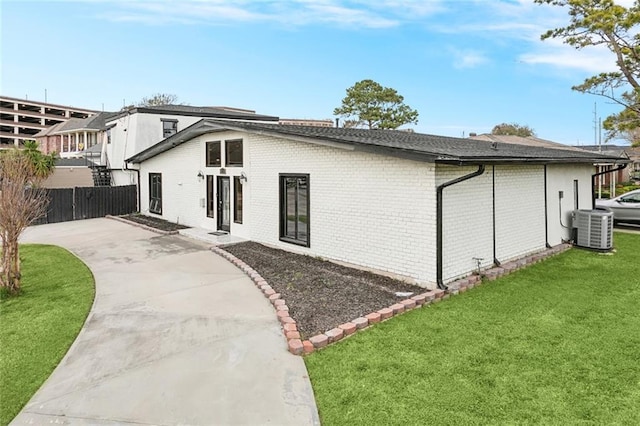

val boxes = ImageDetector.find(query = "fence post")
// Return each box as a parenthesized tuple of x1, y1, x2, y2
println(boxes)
(72, 187, 77, 220)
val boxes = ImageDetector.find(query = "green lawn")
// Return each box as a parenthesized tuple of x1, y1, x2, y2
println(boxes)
(306, 233, 640, 425)
(0, 245, 94, 426)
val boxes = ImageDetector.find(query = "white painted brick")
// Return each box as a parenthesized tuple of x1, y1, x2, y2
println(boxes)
(494, 165, 546, 262)
(248, 134, 437, 285)
(437, 165, 494, 281)
(546, 164, 594, 246)
(136, 129, 596, 288)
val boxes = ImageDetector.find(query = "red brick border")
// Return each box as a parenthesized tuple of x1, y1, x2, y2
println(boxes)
(212, 243, 571, 356)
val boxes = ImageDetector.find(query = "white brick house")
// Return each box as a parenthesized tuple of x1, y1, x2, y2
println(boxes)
(127, 120, 625, 289)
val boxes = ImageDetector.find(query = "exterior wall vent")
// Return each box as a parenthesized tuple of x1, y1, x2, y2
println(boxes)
(573, 209, 613, 250)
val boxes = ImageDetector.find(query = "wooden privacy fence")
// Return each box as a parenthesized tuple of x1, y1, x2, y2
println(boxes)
(34, 185, 137, 225)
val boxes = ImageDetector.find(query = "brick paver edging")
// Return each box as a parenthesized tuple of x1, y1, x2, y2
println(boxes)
(211, 243, 571, 356)
(106, 215, 180, 235)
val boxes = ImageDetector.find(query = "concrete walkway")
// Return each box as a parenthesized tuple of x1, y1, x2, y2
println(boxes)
(13, 218, 319, 426)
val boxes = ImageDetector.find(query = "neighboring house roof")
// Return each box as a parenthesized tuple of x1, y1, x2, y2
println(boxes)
(34, 121, 65, 138)
(85, 142, 103, 154)
(55, 157, 97, 167)
(34, 112, 118, 137)
(570, 144, 631, 159)
(56, 112, 118, 133)
(127, 119, 629, 165)
(470, 134, 587, 151)
(106, 104, 279, 122)
(627, 146, 640, 159)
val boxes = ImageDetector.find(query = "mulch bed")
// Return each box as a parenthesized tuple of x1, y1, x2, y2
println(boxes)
(223, 242, 424, 338)
(119, 214, 190, 232)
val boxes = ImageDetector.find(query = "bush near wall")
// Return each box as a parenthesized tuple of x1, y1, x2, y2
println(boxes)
(597, 182, 640, 199)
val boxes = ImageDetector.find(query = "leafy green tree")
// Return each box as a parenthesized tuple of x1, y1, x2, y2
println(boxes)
(536, 0, 640, 139)
(334, 79, 419, 129)
(491, 123, 536, 137)
(622, 128, 640, 147)
(22, 140, 56, 180)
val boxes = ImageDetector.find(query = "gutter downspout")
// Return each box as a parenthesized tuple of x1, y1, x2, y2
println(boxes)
(492, 165, 500, 266)
(591, 164, 627, 209)
(544, 165, 551, 248)
(125, 162, 141, 212)
(436, 164, 485, 290)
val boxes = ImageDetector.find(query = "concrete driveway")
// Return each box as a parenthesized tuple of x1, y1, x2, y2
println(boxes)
(13, 218, 319, 425)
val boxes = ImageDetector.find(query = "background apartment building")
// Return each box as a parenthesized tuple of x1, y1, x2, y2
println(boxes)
(0, 95, 97, 147)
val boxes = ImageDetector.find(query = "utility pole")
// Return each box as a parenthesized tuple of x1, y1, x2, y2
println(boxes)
(597, 117, 603, 153)
(593, 102, 598, 148)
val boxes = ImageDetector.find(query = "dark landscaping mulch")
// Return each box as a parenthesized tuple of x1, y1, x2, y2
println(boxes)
(223, 242, 424, 338)
(120, 214, 190, 232)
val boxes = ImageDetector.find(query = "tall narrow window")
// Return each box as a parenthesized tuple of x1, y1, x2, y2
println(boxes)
(206, 141, 221, 167)
(161, 119, 178, 138)
(149, 173, 162, 214)
(234, 176, 243, 224)
(573, 179, 579, 210)
(279, 174, 309, 247)
(206, 175, 215, 218)
(225, 139, 243, 166)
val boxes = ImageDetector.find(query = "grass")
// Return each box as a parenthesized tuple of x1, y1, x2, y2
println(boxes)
(0, 245, 94, 426)
(305, 232, 640, 425)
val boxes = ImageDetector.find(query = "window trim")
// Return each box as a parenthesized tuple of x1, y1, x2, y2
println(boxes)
(206, 141, 222, 167)
(225, 139, 243, 167)
(149, 172, 162, 215)
(279, 173, 310, 247)
(234, 176, 243, 224)
(206, 175, 215, 218)
(161, 118, 178, 138)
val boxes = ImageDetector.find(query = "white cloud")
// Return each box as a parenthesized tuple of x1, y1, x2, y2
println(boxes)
(519, 42, 619, 74)
(99, 0, 445, 29)
(429, 0, 628, 74)
(451, 49, 489, 69)
(516, 20, 620, 74)
(298, 3, 399, 28)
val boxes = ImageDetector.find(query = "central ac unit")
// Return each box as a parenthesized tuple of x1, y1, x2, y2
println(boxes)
(573, 209, 613, 250)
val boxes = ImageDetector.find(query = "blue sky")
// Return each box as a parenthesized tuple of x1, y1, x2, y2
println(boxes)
(1, 0, 634, 145)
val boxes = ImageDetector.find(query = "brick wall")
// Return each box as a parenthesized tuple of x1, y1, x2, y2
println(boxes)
(137, 130, 596, 288)
(546, 164, 594, 246)
(437, 165, 494, 281)
(437, 164, 550, 282)
(494, 165, 546, 262)
(139, 133, 213, 228)
(248, 134, 437, 285)
(37, 135, 61, 154)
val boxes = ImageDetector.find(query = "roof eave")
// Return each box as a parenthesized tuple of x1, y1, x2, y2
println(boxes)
(108, 107, 279, 123)
(439, 157, 632, 165)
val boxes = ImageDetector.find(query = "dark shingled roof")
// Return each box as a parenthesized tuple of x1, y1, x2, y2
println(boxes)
(34, 112, 118, 137)
(127, 119, 630, 165)
(107, 104, 279, 122)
